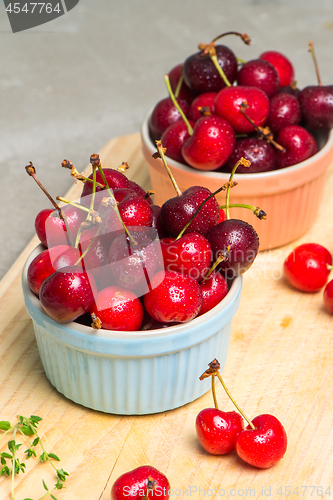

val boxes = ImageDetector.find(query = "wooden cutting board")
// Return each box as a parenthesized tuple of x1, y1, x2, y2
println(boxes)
(1, 132, 333, 500)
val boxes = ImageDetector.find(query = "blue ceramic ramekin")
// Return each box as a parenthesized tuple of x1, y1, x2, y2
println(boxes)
(22, 244, 242, 415)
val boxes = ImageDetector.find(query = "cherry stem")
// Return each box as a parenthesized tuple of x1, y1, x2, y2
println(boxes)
(210, 31, 251, 46)
(174, 65, 184, 98)
(225, 157, 250, 220)
(175, 183, 234, 240)
(25, 162, 73, 247)
(239, 103, 285, 152)
(215, 371, 255, 430)
(327, 264, 333, 271)
(209, 49, 232, 87)
(154, 141, 182, 196)
(164, 73, 193, 135)
(61, 159, 105, 188)
(212, 375, 219, 409)
(74, 224, 103, 266)
(91, 154, 137, 245)
(200, 253, 227, 284)
(219, 203, 267, 220)
(308, 40, 322, 86)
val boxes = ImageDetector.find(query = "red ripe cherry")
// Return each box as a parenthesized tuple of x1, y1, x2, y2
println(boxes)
(39, 265, 97, 323)
(80, 168, 130, 209)
(214, 86, 270, 134)
(78, 225, 108, 276)
(91, 286, 144, 331)
(188, 92, 217, 122)
(148, 97, 190, 141)
(223, 137, 276, 173)
(27, 244, 77, 296)
(298, 85, 333, 130)
(160, 233, 212, 281)
(182, 115, 236, 171)
(160, 119, 194, 164)
(207, 219, 259, 278)
(237, 59, 280, 97)
(323, 279, 333, 313)
(109, 230, 162, 296)
(275, 125, 317, 169)
(196, 408, 244, 455)
(143, 270, 202, 323)
(259, 50, 295, 87)
(283, 243, 332, 292)
(160, 186, 219, 238)
(235, 414, 288, 469)
(267, 92, 302, 134)
(183, 44, 238, 94)
(199, 271, 229, 315)
(35, 205, 86, 248)
(111, 465, 170, 500)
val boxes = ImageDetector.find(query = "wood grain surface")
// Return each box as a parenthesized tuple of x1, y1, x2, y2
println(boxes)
(1, 132, 333, 500)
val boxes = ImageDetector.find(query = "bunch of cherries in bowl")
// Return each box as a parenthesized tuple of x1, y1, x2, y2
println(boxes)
(26, 142, 263, 332)
(149, 31, 333, 173)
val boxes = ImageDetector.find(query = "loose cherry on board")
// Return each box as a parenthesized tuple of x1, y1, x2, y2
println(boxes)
(111, 465, 170, 500)
(196, 359, 244, 455)
(283, 243, 332, 292)
(235, 414, 288, 469)
(323, 280, 333, 313)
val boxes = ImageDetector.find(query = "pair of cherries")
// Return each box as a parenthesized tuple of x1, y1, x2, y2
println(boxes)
(283, 242, 333, 313)
(195, 359, 287, 469)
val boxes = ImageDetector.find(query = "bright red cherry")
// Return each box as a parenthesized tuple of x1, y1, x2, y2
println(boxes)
(259, 50, 295, 87)
(160, 233, 212, 281)
(283, 243, 332, 292)
(188, 92, 217, 122)
(160, 119, 194, 164)
(235, 414, 288, 469)
(80, 167, 130, 210)
(39, 266, 97, 323)
(237, 59, 279, 97)
(35, 205, 86, 248)
(143, 270, 202, 323)
(196, 408, 244, 455)
(214, 86, 270, 134)
(199, 271, 229, 315)
(91, 286, 144, 331)
(182, 115, 236, 171)
(323, 279, 333, 313)
(111, 465, 170, 500)
(27, 245, 78, 296)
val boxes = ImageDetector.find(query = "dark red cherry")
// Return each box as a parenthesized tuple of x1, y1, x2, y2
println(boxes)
(160, 119, 194, 164)
(183, 45, 238, 94)
(160, 186, 219, 238)
(275, 125, 317, 169)
(267, 92, 302, 134)
(148, 97, 190, 141)
(223, 137, 276, 173)
(80, 168, 130, 209)
(207, 219, 259, 278)
(298, 85, 333, 129)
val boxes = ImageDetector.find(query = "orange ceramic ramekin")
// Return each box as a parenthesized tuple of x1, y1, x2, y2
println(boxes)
(141, 110, 333, 251)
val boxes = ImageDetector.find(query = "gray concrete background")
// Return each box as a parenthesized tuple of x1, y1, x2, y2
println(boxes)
(1, 0, 333, 279)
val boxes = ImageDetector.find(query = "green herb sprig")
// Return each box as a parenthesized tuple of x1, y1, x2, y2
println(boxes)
(0, 415, 69, 500)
